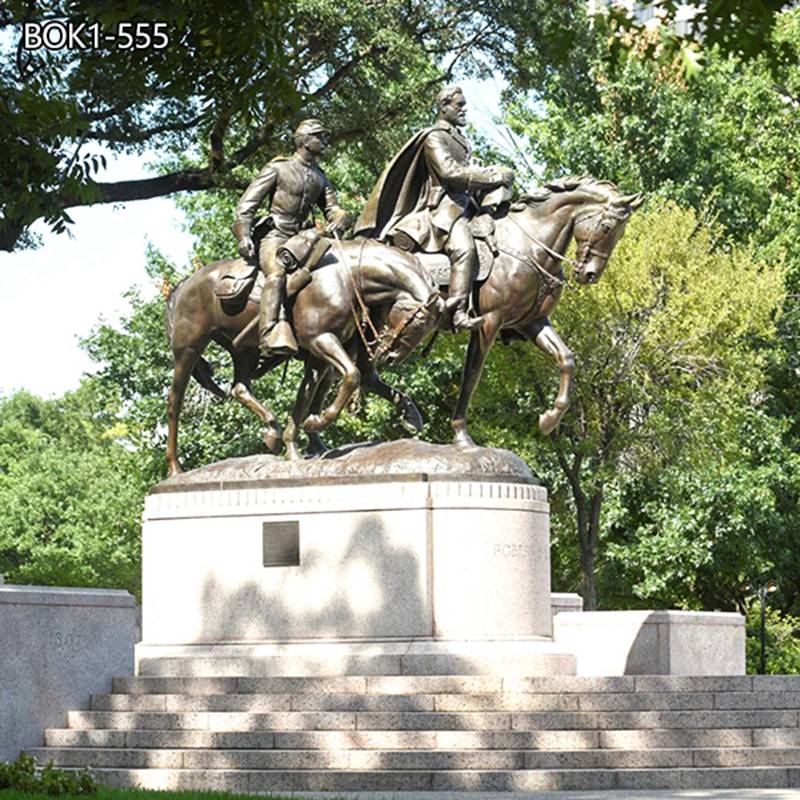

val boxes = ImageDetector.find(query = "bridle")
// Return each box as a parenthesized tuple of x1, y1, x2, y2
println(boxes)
(332, 233, 439, 364)
(504, 203, 622, 282)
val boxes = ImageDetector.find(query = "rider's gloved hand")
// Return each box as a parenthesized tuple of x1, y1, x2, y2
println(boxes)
(326, 209, 351, 236)
(497, 167, 515, 189)
(238, 236, 255, 259)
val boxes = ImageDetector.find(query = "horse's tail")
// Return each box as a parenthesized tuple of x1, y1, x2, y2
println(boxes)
(192, 355, 228, 400)
(164, 273, 228, 401)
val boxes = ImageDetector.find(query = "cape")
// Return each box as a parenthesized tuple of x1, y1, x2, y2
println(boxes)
(354, 125, 439, 241)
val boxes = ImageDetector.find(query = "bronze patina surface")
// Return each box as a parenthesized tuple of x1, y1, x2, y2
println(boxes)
(164, 93, 643, 476)
(155, 438, 537, 492)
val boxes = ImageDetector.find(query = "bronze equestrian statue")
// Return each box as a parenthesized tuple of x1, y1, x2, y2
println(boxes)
(232, 118, 350, 357)
(355, 85, 514, 332)
(164, 96, 643, 474)
(164, 239, 444, 475)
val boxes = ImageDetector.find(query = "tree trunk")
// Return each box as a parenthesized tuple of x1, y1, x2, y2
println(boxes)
(581, 486, 604, 610)
(573, 485, 597, 610)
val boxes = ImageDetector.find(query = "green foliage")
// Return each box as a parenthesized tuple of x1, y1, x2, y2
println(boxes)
(503, 11, 800, 611)
(467, 202, 784, 607)
(0, 754, 96, 796)
(509, 14, 800, 247)
(604, 408, 800, 612)
(746, 605, 800, 675)
(0, 0, 584, 251)
(601, 1, 792, 80)
(0, 384, 145, 597)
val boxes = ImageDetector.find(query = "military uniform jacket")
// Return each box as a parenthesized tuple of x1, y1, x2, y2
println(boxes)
(355, 120, 502, 253)
(234, 153, 344, 240)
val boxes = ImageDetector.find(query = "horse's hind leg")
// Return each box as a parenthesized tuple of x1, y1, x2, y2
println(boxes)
(305, 369, 336, 455)
(229, 349, 283, 454)
(303, 333, 360, 434)
(357, 350, 423, 433)
(532, 320, 575, 435)
(166, 345, 201, 477)
(284, 360, 329, 461)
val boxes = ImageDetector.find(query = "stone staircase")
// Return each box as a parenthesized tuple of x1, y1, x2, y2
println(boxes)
(31, 673, 800, 792)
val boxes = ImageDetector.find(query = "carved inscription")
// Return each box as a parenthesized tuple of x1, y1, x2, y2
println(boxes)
(49, 631, 86, 654)
(493, 542, 534, 559)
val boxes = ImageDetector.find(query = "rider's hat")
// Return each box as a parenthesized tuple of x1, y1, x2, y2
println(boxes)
(294, 119, 328, 138)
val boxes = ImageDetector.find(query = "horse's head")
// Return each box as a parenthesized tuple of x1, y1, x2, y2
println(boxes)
(374, 291, 445, 368)
(572, 191, 644, 285)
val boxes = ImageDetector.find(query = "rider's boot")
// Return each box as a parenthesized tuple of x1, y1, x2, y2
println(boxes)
(447, 259, 484, 333)
(259, 274, 298, 357)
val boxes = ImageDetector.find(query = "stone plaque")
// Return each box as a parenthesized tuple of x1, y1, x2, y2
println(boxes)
(262, 521, 300, 567)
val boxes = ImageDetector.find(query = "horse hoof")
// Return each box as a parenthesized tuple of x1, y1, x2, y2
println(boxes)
(263, 428, 282, 455)
(403, 409, 424, 433)
(306, 434, 329, 456)
(539, 410, 561, 436)
(452, 431, 476, 449)
(284, 444, 302, 461)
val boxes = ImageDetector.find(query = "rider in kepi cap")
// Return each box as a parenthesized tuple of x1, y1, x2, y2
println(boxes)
(232, 118, 350, 357)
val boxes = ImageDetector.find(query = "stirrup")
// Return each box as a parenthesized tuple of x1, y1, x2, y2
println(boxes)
(260, 320, 298, 357)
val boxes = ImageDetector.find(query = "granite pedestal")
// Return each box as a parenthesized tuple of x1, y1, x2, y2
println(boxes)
(138, 441, 576, 677)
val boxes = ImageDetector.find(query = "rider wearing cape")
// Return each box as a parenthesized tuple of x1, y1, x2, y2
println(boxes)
(354, 87, 512, 331)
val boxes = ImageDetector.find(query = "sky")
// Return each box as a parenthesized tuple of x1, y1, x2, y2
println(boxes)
(0, 75, 508, 398)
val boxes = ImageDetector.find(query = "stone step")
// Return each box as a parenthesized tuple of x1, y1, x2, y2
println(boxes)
(67, 708, 800, 731)
(46, 726, 782, 750)
(136, 653, 577, 678)
(93, 691, 745, 712)
(117, 674, 796, 695)
(66, 765, 800, 791)
(27, 745, 800, 770)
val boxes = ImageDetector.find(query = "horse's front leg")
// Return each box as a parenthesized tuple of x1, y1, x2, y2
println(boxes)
(358, 354, 423, 433)
(303, 333, 360, 433)
(451, 313, 501, 448)
(229, 348, 283, 454)
(533, 319, 575, 435)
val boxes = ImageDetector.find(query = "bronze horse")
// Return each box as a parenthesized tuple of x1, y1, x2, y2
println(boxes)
(165, 176, 640, 474)
(165, 240, 444, 475)
(446, 176, 643, 447)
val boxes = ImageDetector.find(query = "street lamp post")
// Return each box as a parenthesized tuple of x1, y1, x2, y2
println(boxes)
(758, 580, 779, 675)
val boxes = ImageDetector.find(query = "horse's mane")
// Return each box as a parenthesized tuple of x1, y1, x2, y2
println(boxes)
(513, 175, 621, 209)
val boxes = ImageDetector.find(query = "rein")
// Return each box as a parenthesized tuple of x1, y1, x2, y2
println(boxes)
(332, 233, 434, 364)
(505, 204, 615, 279)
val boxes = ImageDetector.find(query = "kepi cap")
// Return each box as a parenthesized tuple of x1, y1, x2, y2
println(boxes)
(294, 118, 328, 138)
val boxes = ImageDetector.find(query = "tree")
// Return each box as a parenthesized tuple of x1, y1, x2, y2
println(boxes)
(0, 0, 582, 251)
(599, 1, 794, 80)
(501, 10, 800, 609)
(603, 406, 800, 614)
(466, 203, 784, 609)
(0, 383, 145, 596)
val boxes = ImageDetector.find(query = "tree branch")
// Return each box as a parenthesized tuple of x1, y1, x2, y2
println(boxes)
(311, 43, 388, 99)
(58, 169, 247, 209)
(86, 116, 203, 144)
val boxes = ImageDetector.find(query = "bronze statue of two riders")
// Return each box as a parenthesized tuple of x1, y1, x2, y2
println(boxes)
(165, 86, 643, 475)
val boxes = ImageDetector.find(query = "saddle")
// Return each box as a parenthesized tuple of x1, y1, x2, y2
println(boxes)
(214, 229, 331, 315)
(415, 211, 498, 288)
